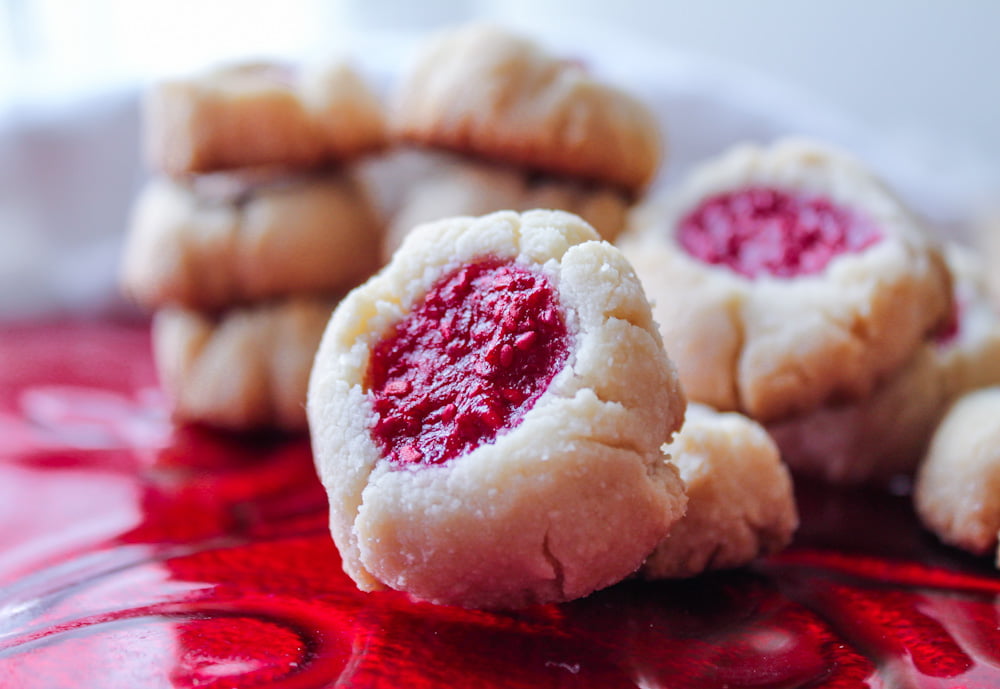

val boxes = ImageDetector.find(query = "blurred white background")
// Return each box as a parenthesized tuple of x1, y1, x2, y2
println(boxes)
(2, 0, 999, 318)
(5, 0, 998, 163)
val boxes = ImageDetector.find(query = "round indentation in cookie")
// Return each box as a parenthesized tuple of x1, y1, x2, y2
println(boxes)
(368, 258, 569, 466)
(678, 187, 882, 278)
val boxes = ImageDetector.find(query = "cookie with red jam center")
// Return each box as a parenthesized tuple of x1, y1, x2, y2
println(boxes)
(621, 138, 952, 422)
(677, 187, 882, 279)
(308, 210, 687, 608)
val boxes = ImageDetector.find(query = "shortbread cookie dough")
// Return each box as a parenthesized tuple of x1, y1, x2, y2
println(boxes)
(145, 61, 387, 175)
(622, 138, 952, 422)
(308, 210, 687, 608)
(154, 297, 335, 431)
(640, 403, 797, 579)
(768, 243, 1000, 485)
(914, 386, 1000, 563)
(383, 155, 628, 258)
(121, 171, 382, 310)
(391, 24, 662, 193)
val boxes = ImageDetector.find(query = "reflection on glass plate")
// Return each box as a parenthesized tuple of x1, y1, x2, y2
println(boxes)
(1, 321, 998, 688)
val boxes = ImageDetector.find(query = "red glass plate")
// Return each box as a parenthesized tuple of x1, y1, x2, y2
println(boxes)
(2, 320, 999, 688)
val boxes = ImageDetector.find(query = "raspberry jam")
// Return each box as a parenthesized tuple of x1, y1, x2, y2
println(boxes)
(368, 259, 570, 466)
(678, 188, 882, 278)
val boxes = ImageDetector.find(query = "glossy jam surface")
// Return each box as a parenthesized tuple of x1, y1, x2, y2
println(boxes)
(3, 321, 1000, 689)
(368, 259, 569, 466)
(678, 187, 883, 278)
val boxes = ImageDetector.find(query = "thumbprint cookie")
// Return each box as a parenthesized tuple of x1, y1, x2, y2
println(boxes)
(308, 209, 687, 608)
(622, 138, 952, 422)
(121, 170, 382, 310)
(144, 60, 387, 175)
(390, 23, 661, 194)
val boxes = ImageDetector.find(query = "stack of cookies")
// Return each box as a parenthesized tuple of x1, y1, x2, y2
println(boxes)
(121, 60, 388, 432)
(379, 24, 662, 260)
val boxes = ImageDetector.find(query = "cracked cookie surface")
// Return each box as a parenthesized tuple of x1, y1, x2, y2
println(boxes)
(308, 209, 687, 608)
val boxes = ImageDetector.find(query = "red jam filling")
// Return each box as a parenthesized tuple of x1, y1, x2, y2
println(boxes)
(678, 187, 883, 278)
(367, 259, 570, 466)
